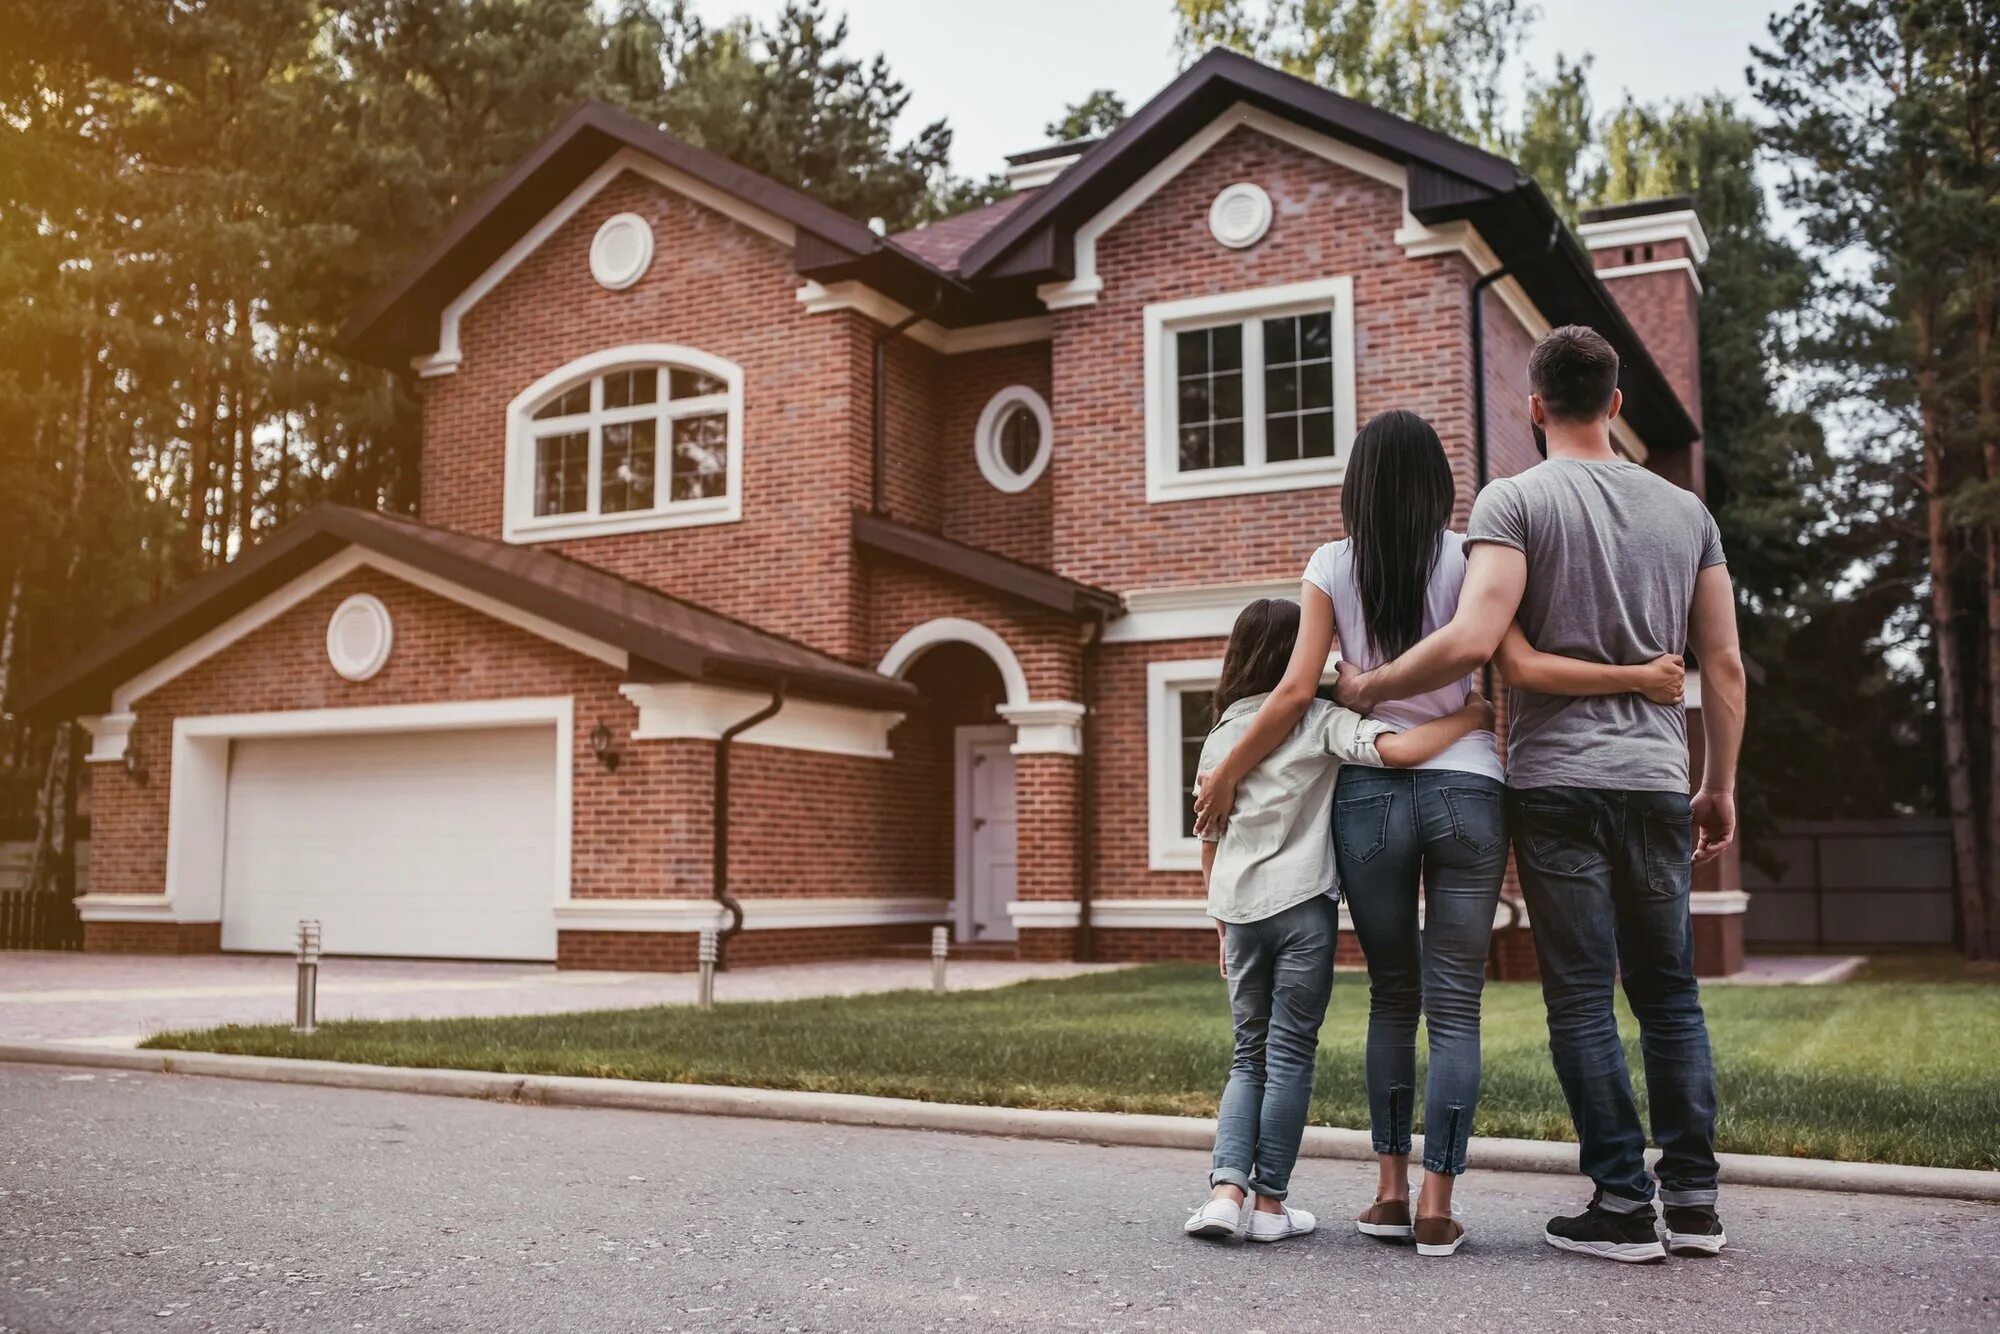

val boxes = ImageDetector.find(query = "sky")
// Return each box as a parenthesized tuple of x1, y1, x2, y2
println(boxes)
(686, 0, 1793, 179)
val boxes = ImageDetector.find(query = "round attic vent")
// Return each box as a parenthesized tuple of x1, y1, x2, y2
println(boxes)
(326, 594, 394, 682)
(590, 212, 655, 291)
(1208, 183, 1273, 249)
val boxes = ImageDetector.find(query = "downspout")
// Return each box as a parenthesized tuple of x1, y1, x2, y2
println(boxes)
(712, 681, 786, 970)
(1074, 610, 1109, 963)
(870, 286, 947, 516)
(1469, 264, 1510, 701)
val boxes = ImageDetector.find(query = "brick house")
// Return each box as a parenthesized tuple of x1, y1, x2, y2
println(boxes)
(28, 50, 1745, 975)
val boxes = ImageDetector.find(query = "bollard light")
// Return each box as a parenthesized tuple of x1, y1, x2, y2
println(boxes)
(696, 927, 718, 1011)
(931, 925, 949, 995)
(293, 919, 322, 1035)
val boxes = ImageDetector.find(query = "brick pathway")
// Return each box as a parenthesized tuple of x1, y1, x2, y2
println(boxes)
(0, 951, 1122, 1045)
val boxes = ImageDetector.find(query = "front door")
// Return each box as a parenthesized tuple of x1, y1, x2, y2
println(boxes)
(955, 726, 1018, 942)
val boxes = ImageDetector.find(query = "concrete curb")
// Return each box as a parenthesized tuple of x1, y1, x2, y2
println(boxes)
(5, 1040, 1995, 1204)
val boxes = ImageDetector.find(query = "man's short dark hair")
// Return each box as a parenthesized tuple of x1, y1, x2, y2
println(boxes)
(1529, 325, 1620, 422)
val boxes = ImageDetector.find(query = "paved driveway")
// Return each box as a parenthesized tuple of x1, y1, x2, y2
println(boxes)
(0, 952, 1117, 1045)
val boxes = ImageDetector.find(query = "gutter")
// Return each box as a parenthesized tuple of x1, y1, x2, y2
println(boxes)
(1074, 610, 1110, 962)
(713, 682, 786, 969)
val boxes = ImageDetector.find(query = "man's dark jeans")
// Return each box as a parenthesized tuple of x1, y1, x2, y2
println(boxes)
(1509, 786, 1720, 1213)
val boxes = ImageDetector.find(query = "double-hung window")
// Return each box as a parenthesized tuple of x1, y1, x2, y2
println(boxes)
(504, 344, 743, 543)
(1147, 658, 1222, 870)
(1143, 276, 1357, 503)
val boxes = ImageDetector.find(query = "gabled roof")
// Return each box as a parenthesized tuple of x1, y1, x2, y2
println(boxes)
(888, 192, 1039, 275)
(852, 511, 1122, 619)
(21, 505, 916, 719)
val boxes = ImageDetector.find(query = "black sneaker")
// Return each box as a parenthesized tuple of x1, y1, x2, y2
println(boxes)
(1543, 1193, 1666, 1263)
(1663, 1204, 1727, 1256)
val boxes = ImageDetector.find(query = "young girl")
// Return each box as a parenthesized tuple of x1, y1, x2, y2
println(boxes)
(1183, 597, 1493, 1243)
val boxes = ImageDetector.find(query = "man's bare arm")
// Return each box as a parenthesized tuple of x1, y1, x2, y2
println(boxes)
(1686, 562, 1745, 864)
(1338, 544, 1529, 712)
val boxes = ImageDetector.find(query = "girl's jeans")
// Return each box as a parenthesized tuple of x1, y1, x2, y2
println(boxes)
(1210, 894, 1338, 1200)
(1334, 766, 1507, 1176)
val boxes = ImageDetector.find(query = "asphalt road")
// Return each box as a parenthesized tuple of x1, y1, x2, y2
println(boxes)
(2, 1063, 1995, 1333)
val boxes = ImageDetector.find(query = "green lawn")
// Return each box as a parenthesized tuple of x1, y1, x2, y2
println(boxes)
(143, 966, 2000, 1172)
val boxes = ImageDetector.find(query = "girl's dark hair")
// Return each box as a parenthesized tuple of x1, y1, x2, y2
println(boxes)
(1340, 408, 1454, 662)
(1213, 598, 1301, 716)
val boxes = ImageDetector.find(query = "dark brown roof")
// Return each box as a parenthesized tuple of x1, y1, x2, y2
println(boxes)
(1579, 195, 1698, 225)
(22, 506, 916, 719)
(852, 511, 1121, 619)
(889, 193, 1039, 274)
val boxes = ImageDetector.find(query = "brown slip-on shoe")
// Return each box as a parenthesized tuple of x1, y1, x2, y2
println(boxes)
(1415, 1215, 1466, 1257)
(1355, 1197, 1413, 1240)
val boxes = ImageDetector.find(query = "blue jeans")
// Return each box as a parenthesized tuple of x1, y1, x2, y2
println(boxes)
(1334, 767, 1507, 1176)
(1211, 894, 1338, 1200)
(1510, 786, 1720, 1212)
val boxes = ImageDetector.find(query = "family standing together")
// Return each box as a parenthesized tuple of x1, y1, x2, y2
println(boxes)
(1182, 324, 1747, 1263)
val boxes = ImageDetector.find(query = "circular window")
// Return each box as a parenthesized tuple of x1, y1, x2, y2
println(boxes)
(974, 386, 1052, 493)
(589, 212, 655, 291)
(326, 594, 394, 682)
(1208, 183, 1273, 249)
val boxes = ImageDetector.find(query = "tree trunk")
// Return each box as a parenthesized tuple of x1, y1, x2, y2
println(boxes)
(1977, 291, 2000, 959)
(234, 294, 254, 553)
(63, 353, 94, 588)
(181, 360, 213, 574)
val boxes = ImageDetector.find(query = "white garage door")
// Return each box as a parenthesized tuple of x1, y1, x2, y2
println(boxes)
(220, 727, 559, 960)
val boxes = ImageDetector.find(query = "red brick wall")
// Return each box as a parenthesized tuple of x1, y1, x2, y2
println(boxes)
(936, 342, 1055, 567)
(1590, 236, 1703, 493)
(1048, 126, 1479, 592)
(557, 922, 934, 972)
(1090, 638, 1225, 906)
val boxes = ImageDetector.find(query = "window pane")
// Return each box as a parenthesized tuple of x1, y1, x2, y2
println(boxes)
(532, 384, 591, 421)
(1300, 411, 1335, 458)
(671, 413, 728, 500)
(669, 367, 727, 399)
(1178, 424, 1211, 472)
(1299, 311, 1332, 359)
(1177, 688, 1216, 838)
(603, 368, 657, 409)
(1266, 364, 1298, 414)
(1210, 324, 1242, 372)
(1267, 414, 1300, 463)
(600, 419, 657, 513)
(1177, 328, 1209, 375)
(1212, 420, 1244, 469)
(997, 405, 1041, 475)
(1300, 359, 1333, 411)
(533, 431, 589, 516)
(1264, 315, 1296, 364)
(1175, 322, 1246, 474)
(1211, 369, 1243, 420)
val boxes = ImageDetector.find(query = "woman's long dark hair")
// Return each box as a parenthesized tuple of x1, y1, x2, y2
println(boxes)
(1212, 598, 1300, 716)
(1340, 409, 1455, 662)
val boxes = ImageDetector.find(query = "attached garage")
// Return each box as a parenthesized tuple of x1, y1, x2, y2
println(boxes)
(219, 726, 560, 960)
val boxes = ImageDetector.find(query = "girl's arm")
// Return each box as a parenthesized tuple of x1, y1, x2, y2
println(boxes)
(1374, 692, 1495, 768)
(1192, 581, 1336, 836)
(1495, 624, 1685, 703)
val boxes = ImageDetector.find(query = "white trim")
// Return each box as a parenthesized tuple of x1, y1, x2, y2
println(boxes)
(879, 617, 1031, 707)
(165, 697, 574, 926)
(1143, 276, 1357, 504)
(1005, 154, 1079, 190)
(550, 896, 952, 933)
(588, 212, 654, 290)
(973, 385, 1053, 493)
(1147, 658, 1222, 870)
(1575, 208, 1710, 266)
(1037, 102, 1407, 310)
(617, 682, 901, 759)
(414, 149, 797, 377)
(504, 343, 743, 544)
(325, 593, 394, 682)
(795, 281, 1053, 354)
(996, 701, 1085, 757)
(1593, 256, 1703, 294)
(1104, 580, 1300, 644)
(954, 723, 1015, 941)
(73, 893, 177, 923)
(79, 712, 137, 764)
(1208, 182, 1272, 249)
(110, 547, 626, 714)
(1689, 890, 1750, 915)
(1006, 899, 1082, 930)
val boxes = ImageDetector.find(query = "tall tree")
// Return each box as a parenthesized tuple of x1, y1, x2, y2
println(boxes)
(1047, 89, 1129, 141)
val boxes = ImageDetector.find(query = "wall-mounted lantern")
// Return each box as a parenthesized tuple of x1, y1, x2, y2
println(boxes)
(589, 721, 622, 772)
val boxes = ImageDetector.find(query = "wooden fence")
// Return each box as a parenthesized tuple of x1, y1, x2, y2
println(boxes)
(0, 839, 88, 951)
(1742, 819, 1956, 948)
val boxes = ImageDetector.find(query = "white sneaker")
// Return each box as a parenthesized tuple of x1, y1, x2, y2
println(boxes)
(1245, 1199, 1316, 1243)
(1183, 1195, 1244, 1239)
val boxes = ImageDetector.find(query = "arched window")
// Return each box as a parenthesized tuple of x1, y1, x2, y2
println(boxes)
(504, 344, 743, 542)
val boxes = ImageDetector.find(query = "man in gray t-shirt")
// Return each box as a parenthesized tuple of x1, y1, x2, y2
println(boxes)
(1337, 325, 1746, 1264)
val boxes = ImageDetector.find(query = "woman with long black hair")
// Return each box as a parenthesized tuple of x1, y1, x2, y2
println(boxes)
(1193, 409, 1682, 1256)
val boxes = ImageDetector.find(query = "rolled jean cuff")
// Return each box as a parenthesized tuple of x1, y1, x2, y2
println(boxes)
(1373, 1137, 1412, 1157)
(1209, 1166, 1251, 1193)
(1595, 1188, 1656, 1215)
(1421, 1152, 1465, 1177)
(1658, 1186, 1719, 1208)
(1246, 1175, 1288, 1201)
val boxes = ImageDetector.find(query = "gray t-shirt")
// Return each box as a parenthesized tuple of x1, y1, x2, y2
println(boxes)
(1467, 458, 1725, 792)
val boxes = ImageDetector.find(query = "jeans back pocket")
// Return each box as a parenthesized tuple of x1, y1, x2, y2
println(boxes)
(1517, 802, 1606, 876)
(1642, 808, 1694, 899)
(1336, 792, 1394, 865)
(1440, 786, 1504, 855)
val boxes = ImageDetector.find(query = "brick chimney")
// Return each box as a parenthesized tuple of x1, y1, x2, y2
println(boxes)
(1575, 196, 1708, 496)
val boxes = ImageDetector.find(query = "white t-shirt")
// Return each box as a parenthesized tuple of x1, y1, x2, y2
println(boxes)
(1302, 531, 1504, 783)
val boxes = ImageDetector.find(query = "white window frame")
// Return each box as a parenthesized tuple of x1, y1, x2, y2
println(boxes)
(1142, 276, 1357, 505)
(1147, 658, 1223, 871)
(974, 385, 1054, 493)
(503, 343, 743, 544)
